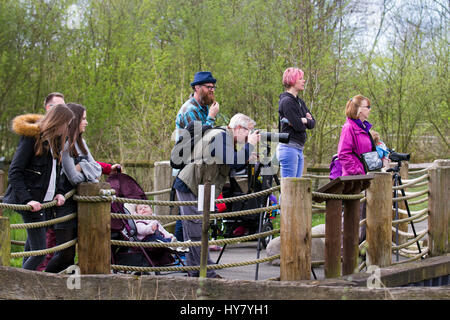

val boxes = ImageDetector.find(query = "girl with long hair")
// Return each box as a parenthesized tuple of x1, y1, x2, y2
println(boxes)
(45, 103, 102, 273)
(3, 104, 75, 270)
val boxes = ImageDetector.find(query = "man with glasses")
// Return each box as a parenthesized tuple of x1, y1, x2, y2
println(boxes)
(173, 71, 220, 244)
(173, 113, 260, 278)
(175, 71, 220, 131)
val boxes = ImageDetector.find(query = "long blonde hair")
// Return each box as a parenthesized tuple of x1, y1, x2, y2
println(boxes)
(35, 104, 74, 162)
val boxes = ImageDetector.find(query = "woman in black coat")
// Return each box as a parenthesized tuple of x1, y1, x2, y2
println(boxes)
(277, 67, 315, 178)
(44, 103, 101, 273)
(3, 105, 74, 270)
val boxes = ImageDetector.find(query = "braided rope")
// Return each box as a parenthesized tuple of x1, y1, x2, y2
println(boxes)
(75, 185, 281, 206)
(215, 186, 280, 203)
(111, 205, 280, 222)
(392, 174, 429, 190)
(407, 196, 428, 206)
(391, 208, 428, 225)
(303, 174, 330, 180)
(392, 189, 428, 202)
(11, 240, 25, 246)
(10, 213, 77, 230)
(11, 238, 77, 258)
(111, 254, 281, 273)
(0, 189, 76, 211)
(311, 191, 365, 200)
(145, 188, 172, 196)
(408, 166, 433, 175)
(111, 228, 279, 248)
(391, 248, 429, 265)
(74, 195, 195, 206)
(391, 229, 428, 250)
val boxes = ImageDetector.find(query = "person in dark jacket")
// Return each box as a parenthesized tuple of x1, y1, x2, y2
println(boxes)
(44, 103, 102, 273)
(276, 67, 315, 178)
(3, 104, 75, 270)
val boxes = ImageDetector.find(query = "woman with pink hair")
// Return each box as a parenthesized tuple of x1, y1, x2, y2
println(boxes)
(276, 67, 315, 178)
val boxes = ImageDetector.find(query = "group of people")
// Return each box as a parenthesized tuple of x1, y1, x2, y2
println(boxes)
(4, 66, 389, 277)
(4, 93, 120, 272)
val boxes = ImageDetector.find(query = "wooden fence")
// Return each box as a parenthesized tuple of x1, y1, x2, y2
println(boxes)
(0, 159, 448, 282)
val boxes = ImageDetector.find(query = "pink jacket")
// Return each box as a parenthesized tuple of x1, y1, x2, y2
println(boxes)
(337, 118, 373, 176)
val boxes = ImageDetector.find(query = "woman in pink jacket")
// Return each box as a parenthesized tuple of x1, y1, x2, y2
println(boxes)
(331, 94, 373, 244)
(331, 94, 373, 178)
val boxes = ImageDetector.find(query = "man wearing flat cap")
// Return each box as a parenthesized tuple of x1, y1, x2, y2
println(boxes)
(175, 71, 220, 131)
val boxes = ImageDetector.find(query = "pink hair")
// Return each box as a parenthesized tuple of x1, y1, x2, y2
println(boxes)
(282, 67, 304, 88)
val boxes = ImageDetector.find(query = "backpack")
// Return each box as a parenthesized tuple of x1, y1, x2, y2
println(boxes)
(170, 121, 228, 170)
(329, 154, 342, 180)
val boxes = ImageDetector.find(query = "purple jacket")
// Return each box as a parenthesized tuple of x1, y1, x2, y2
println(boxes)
(336, 118, 373, 177)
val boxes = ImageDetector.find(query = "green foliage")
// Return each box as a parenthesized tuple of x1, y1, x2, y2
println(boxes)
(3, 209, 26, 267)
(0, 0, 448, 165)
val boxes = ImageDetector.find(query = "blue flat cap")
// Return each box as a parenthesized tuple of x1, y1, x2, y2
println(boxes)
(190, 71, 217, 86)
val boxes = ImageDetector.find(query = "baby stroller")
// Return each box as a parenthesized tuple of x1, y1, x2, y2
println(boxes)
(210, 162, 280, 262)
(107, 172, 185, 274)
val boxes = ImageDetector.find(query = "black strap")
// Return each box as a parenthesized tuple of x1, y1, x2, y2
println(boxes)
(367, 131, 377, 151)
(351, 128, 377, 174)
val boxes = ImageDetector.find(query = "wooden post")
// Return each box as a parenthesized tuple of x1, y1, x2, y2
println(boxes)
(199, 182, 211, 278)
(280, 178, 312, 281)
(154, 161, 176, 233)
(313, 175, 373, 278)
(342, 185, 362, 275)
(428, 160, 450, 256)
(324, 185, 344, 279)
(366, 172, 392, 267)
(0, 216, 10, 266)
(77, 182, 111, 274)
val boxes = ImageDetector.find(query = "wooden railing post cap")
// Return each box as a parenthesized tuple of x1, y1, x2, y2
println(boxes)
(433, 159, 450, 167)
(77, 181, 111, 195)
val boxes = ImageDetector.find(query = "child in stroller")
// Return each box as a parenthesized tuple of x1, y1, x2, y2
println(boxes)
(129, 203, 176, 243)
(107, 172, 186, 272)
(127, 203, 188, 253)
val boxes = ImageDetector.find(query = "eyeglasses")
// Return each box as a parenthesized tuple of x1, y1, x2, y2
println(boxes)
(202, 85, 217, 91)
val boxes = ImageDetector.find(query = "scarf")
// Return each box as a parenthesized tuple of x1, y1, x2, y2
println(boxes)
(351, 118, 372, 133)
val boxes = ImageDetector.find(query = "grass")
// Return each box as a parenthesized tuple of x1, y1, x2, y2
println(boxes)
(4, 208, 27, 267)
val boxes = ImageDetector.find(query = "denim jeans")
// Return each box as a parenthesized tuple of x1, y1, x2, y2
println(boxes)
(276, 144, 304, 178)
(175, 189, 218, 278)
(21, 210, 47, 270)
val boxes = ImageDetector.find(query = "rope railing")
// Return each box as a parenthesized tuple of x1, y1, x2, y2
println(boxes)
(393, 173, 429, 190)
(111, 205, 279, 222)
(3, 163, 435, 278)
(112, 228, 279, 249)
(389, 170, 430, 263)
(0, 189, 76, 211)
(392, 189, 428, 202)
(111, 254, 281, 273)
(391, 208, 428, 225)
(5, 190, 78, 259)
(10, 239, 77, 259)
(10, 213, 77, 230)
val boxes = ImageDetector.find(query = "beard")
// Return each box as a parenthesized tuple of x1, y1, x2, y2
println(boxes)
(198, 89, 215, 106)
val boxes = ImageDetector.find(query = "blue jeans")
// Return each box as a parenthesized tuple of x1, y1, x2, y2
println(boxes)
(21, 210, 47, 270)
(276, 144, 304, 178)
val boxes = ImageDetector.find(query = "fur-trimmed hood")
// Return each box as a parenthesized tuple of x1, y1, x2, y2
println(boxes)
(11, 113, 43, 137)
